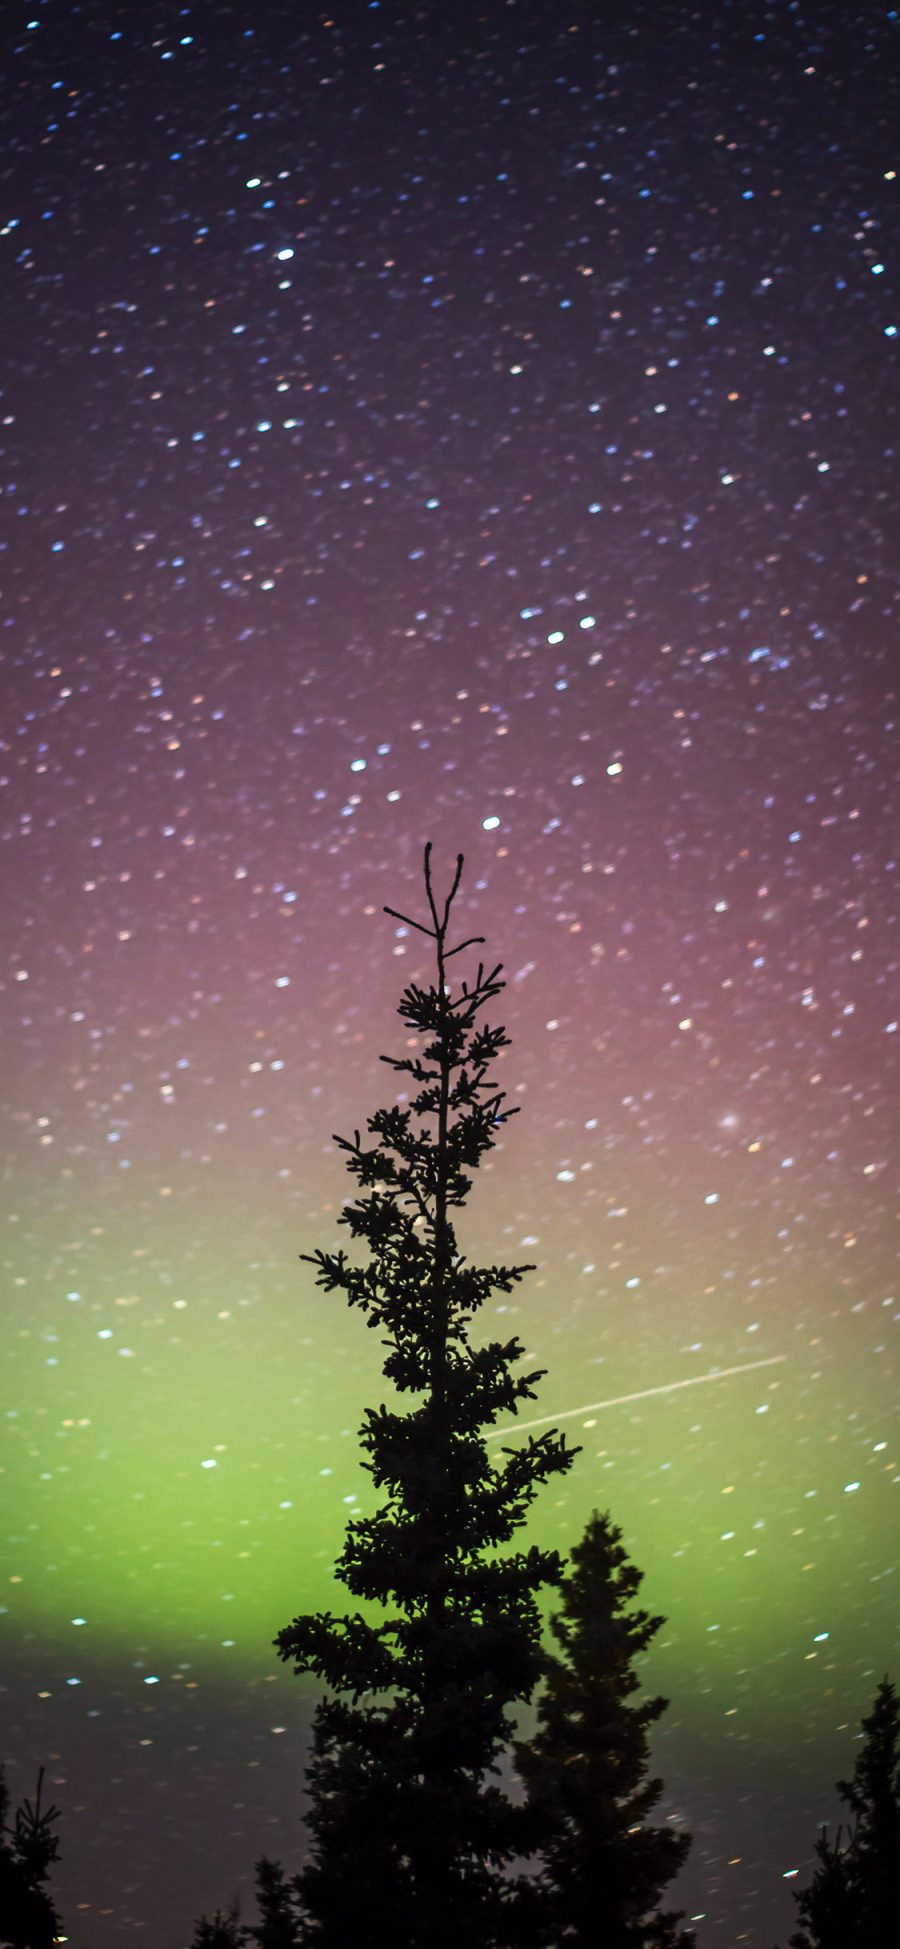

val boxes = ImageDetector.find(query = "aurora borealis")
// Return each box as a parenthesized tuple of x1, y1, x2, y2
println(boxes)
(1, 0, 898, 1942)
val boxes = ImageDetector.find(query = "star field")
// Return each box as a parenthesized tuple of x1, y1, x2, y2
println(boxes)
(1, 3, 898, 1943)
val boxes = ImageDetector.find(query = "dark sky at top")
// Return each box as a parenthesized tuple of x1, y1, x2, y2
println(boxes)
(1, 1, 897, 1944)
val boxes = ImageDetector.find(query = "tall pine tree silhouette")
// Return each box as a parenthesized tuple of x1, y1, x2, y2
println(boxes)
(276, 845, 574, 1949)
(513, 1512, 693, 1948)
(788, 1676, 899, 1949)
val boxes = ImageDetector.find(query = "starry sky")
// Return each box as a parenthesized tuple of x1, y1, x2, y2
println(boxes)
(1, 0, 898, 1942)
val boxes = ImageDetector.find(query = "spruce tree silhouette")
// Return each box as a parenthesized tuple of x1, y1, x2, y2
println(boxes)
(188, 1902, 243, 1949)
(0, 1765, 63, 1949)
(787, 1676, 899, 1949)
(243, 1858, 303, 1948)
(276, 845, 575, 1949)
(785, 1825, 855, 1949)
(513, 1512, 693, 1949)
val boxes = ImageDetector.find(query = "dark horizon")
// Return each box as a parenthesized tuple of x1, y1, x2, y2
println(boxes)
(1, 2, 897, 1943)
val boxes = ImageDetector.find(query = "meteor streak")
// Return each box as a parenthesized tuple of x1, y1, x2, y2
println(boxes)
(487, 1354, 787, 1439)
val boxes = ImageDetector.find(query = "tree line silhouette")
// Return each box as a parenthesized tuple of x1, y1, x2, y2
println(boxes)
(3, 851, 897, 1948)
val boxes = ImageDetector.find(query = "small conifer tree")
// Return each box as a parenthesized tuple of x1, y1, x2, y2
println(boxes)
(276, 846, 574, 1948)
(513, 1512, 693, 1948)
(188, 1902, 243, 1949)
(0, 1764, 63, 1949)
(786, 1824, 855, 1949)
(244, 1858, 303, 1949)
(788, 1676, 899, 1949)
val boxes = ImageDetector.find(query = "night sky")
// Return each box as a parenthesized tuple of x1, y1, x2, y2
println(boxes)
(2, 1, 898, 1943)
